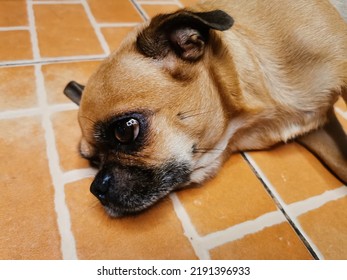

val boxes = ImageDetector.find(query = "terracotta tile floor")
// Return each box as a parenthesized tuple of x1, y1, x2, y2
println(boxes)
(0, 0, 346, 260)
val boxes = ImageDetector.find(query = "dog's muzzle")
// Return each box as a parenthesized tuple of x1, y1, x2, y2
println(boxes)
(89, 161, 191, 217)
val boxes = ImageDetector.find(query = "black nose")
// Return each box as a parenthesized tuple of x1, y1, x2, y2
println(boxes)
(90, 169, 113, 204)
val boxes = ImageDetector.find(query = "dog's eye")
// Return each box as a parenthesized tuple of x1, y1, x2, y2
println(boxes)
(114, 118, 140, 144)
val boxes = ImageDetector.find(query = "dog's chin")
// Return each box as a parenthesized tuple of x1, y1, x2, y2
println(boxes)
(103, 204, 148, 218)
(100, 184, 179, 218)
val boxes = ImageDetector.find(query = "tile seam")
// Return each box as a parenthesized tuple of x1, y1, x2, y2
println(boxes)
(0, 108, 41, 119)
(201, 210, 286, 251)
(31, 0, 82, 4)
(335, 107, 347, 120)
(35, 63, 78, 260)
(62, 168, 97, 184)
(170, 194, 211, 260)
(80, 0, 110, 56)
(0, 104, 77, 120)
(287, 186, 347, 217)
(0, 26, 30, 31)
(27, 0, 78, 260)
(0, 54, 106, 67)
(174, 0, 184, 8)
(131, 0, 150, 20)
(137, 1, 181, 5)
(242, 152, 324, 259)
(26, 0, 40, 60)
(97, 22, 140, 28)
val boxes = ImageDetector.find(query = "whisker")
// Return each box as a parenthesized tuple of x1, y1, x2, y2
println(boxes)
(178, 110, 214, 120)
(193, 147, 224, 154)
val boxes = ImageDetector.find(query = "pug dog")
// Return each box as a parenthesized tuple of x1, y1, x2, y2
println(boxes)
(64, 0, 347, 217)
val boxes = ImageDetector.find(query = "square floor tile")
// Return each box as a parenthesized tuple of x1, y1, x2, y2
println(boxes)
(65, 179, 197, 259)
(0, 30, 32, 61)
(42, 61, 101, 105)
(87, 0, 143, 23)
(101, 27, 136, 51)
(210, 222, 313, 260)
(141, 4, 180, 18)
(0, 66, 37, 111)
(298, 196, 347, 259)
(34, 4, 104, 57)
(0, 0, 28, 27)
(51, 110, 90, 172)
(178, 154, 277, 236)
(249, 142, 343, 204)
(0, 117, 61, 259)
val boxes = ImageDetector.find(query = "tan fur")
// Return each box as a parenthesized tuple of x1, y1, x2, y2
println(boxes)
(79, 0, 347, 186)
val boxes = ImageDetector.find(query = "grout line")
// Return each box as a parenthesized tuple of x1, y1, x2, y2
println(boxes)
(0, 54, 106, 68)
(31, 0, 82, 4)
(26, 0, 78, 260)
(202, 210, 286, 250)
(131, 0, 150, 20)
(35, 63, 78, 260)
(97, 22, 140, 28)
(63, 168, 97, 184)
(170, 194, 210, 260)
(80, 0, 111, 56)
(137, 0, 181, 5)
(0, 108, 41, 120)
(174, 0, 184, 8)
(242, 152, 324, 259)
(49, 103, 78, 113)
(287, 186, 347, 217)
(0, 104, 77, 120)
(335, 107, 347, 120)
(26, 0, 40, 60)
(0, 26, 30, 31)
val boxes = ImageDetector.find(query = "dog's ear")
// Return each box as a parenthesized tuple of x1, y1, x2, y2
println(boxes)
(63, 81, 85, 105)
(136, 9, 234, 61)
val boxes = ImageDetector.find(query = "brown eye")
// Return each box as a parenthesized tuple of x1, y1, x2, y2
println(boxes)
(114, 118, 140, 144)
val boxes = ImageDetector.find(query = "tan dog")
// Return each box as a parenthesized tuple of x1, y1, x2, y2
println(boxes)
(64, 0, 347, 217)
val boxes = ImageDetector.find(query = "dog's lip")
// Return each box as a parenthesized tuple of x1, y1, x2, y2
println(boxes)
(102, 203, 151, 218)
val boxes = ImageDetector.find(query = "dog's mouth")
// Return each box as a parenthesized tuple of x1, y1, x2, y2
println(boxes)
(90, 160, 191, 217)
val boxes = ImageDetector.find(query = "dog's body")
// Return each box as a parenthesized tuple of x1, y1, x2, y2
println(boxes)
(64, 0, 347, 217)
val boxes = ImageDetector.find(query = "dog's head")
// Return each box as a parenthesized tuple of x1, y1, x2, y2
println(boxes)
(64, 9, 235, 217)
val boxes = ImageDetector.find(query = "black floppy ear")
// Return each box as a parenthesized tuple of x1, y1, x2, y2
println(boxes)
(63, 81, 85, 106)
(137, 9, 234, 61)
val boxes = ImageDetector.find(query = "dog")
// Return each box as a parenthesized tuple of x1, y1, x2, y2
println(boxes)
(64, 0, 347, 217)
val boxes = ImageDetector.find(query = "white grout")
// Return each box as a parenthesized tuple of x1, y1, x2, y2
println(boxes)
(0, 54, 106, 67)
(26, 0, 78, 260)
(170, 193, 211, 259)
(0, 26, 30, 31)
(26, 0, 40, 60)
(335, 107, 347, 120)
(174, 0, 184, 8)
(137, 0, 181, 5)
(63, 168, 97, 184)
(0, 108, 41, 120)
(243, 152, 325, 259)
(0, 104, 77, 120)
(97, 22, 140, 28)
(131, 0, 150, 20)
(81, 0, 111, 56)
(31, 0, 82, 4)
(287, 186, 347, 217)
(35, 63, 78, 260)
(202, 210, 286, 250)
(49, 103, 78, 113)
